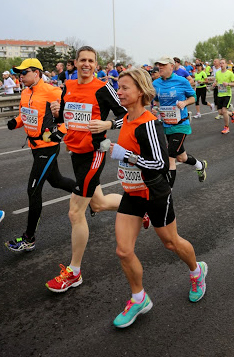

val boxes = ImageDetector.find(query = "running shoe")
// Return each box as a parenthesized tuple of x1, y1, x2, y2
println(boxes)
(5, 233, 35, 252)
(210, 103, 215, 112)
(113, 292, 153, 328)
(0, 210, 5, 223)
(221, 126, 230, 134)
(194, 113, 201, 118)
(189, 262, 208, 302)
(89, 204, 97, 217)
(45, 264, 83, 293)
(215, 114, 222, 120)
(229, 103, 234, 111)
(196, 160, 207, 182)
(230, 112, 234, 123)
(143, 213, 151, 229)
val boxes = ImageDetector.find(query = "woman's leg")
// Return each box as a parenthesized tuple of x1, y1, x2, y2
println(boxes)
(155, 219, 197, 271)
(115, 212, 143, 293)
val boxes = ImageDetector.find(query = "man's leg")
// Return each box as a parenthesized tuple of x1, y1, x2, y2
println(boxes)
(177, 151, 207, 183)
(69, 193, 91, 267)
(89, 184, 122, 213)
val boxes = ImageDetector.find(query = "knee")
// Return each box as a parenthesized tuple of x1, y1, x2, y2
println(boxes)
(163, 241, 176, 252)
(116, 245, 134, 261)
(176, 156, 184, 163)
(69, 206, 84, 224)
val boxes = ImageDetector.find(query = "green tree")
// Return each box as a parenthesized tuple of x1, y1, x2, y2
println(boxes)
(63, 37, 85, 63)
(194, 40, 219, 62)
(193, 28, 234, 62)
(97, 46, 133, 67)
(36, 45, 61, 71)
(0, 57, 22, 79)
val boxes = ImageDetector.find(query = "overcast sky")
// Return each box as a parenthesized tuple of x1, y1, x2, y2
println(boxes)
(2, 0, 234, 65)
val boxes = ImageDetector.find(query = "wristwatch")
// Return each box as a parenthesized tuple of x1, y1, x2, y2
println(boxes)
(128, 153, 138, 164)
(109, 119, 116, 129)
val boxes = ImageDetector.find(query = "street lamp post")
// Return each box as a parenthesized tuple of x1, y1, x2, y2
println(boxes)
(113, 0, 116, 67)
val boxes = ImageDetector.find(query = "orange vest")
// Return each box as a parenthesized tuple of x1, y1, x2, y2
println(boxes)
(63, 78, 107, 153)
(117, 111, 157, 199)
(15, 79, 62, 149)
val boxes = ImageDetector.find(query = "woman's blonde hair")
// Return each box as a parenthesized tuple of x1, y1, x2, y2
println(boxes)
(118, 68, 156, 106)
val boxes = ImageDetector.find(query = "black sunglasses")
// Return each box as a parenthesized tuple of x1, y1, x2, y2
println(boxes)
(20, 69, 32, 75)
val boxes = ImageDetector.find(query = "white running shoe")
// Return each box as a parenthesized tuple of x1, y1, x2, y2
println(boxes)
(194, 113, 201, 118)
(210, 103, 215, 112)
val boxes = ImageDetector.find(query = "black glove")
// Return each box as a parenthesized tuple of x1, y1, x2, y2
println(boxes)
(49, 129, 64, 143)
(7, 118, 17, 130)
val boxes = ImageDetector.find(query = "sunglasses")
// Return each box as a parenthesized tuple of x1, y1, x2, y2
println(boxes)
(20, 69, 32, 75)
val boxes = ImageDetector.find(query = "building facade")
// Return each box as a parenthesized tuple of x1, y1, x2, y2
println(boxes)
(0, 40, 69, 59)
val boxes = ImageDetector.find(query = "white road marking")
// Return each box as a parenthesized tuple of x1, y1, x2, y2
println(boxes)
(13, 180, 121, 214)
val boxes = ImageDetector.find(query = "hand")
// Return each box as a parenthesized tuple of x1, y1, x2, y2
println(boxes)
(50, 99, 60, 118)
(110, 143, 126, 161)
(88, 119, 111, 133)
(49, 129, 64, 143)
(223, 82, 228, 87)
(7, 118, 17, 130)
(176, 101, 186, 110)
(110, 143, 115, 156)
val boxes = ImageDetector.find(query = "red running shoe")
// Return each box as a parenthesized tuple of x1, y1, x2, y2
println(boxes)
(46, 264, 82, 293)
(142, 213, 151, 229)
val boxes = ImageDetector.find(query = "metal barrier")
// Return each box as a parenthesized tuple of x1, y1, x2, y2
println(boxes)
(0, 94, 21, 121)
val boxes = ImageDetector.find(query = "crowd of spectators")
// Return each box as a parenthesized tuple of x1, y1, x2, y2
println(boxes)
(1, 57, 234, 95)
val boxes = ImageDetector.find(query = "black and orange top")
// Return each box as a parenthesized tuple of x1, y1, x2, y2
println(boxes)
(56, 77, 127, 154)
(15, 78, 64, 149)
(117, 110, 170, 200)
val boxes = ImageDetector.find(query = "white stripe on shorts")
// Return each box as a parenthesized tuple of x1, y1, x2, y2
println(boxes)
(164, 193, 171, 226)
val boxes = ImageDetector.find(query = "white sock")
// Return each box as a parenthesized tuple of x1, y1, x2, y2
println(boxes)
(69, 265, 80, 276)
(132, 289, 145, 303)
(190, 263, 200, 277)
(194, 160, 202, 170)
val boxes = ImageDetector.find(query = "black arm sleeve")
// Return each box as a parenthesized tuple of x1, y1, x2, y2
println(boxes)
(124, 119, 169, 177)
(53, 85, 67, 124)
(95, 82, 127, 127)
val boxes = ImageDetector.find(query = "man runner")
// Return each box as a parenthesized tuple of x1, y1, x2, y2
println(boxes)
(46, 46, 127, 292)
(5, 58, 75, 252)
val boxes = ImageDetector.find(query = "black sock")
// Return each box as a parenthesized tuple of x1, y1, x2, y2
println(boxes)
(168, 170, 176, 188)
(184, 154, 196, 166)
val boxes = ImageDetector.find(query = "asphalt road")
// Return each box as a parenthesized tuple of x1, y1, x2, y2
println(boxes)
(1, 99, 234, 357)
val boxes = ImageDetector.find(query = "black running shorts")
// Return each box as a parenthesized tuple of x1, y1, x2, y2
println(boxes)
(118, 192, 175, 228)
(71, 151, 106, 197)
(166, 133, 186, 158)
(217, 96, 232, 110)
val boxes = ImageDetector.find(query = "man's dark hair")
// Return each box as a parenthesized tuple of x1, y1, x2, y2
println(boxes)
(173, 57, 181, 64)
(76, 46, 97, 61)
(67, 59, 75, 66)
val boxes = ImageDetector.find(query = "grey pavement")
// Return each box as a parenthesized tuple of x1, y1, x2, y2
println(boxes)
(1, 102, 234, 357)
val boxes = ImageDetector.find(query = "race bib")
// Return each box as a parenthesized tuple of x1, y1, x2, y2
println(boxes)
(159, 105, 181, 124)
(117, 161, 147, 192)
(218, 84, 227, 93)
(21, 107, 38, 131)
(63, 102, 92, 131)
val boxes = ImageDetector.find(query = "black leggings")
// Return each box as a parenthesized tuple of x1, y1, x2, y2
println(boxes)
(196, 87, 208, 106)
(26, 145, 75, 238)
